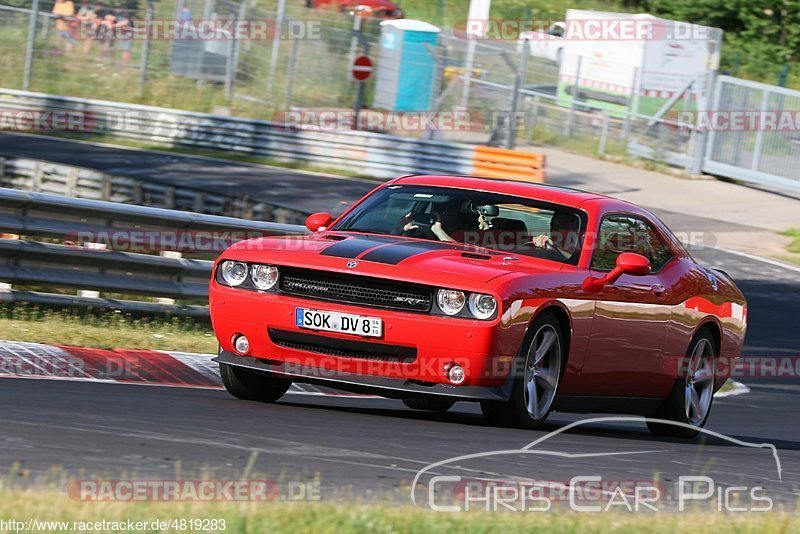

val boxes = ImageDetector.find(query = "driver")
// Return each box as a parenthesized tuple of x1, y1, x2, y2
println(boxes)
(401, 200, 484, 243)
(530, 211, 581, 257)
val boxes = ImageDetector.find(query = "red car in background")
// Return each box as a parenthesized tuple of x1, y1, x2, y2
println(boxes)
(209, 175, 746, 437)
(306, 0, 404, 19)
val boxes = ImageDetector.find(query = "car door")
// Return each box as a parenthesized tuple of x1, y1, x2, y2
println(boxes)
(580, 214, 677, 398)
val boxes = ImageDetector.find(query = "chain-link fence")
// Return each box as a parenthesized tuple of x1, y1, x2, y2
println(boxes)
(3, 2, 799, 193)
(1, 1, 380, 118)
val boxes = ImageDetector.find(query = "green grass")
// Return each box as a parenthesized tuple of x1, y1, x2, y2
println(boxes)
(780, 229, 800, 254)
(0, 489, 796, 533)
(0, 304, 216, 353)
(774, 229, 800, 267)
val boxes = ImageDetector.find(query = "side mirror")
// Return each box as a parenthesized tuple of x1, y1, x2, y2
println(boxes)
(583, 252, 651, 292)
(305, 212, 333, 232)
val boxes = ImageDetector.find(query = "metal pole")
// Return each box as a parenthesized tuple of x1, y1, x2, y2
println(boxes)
(226, 0, 247, 104)
(351, 26, 369, 130)
(283, 35, 300, 109)
(266, 0, 286, 93)
(505, 38, 528, 149)
(459, 38, 476, 109)
(347, 15, 362, 73)
(139, 0, 154, 94)
(623, 66, 640, 139)
(22, 0, 40, 90)
(526, 95, 540, 142)
(564, 56, 581, 137)
(598, 112, 609, 156)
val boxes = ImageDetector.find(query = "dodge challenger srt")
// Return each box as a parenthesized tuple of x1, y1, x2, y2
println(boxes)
(209, 175, 746, 437)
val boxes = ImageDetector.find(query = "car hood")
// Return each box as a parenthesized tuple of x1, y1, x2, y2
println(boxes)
(223, 233, 564, 286)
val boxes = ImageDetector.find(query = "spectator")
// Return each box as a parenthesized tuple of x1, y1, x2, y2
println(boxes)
(52, 0, 76, 53)
(95, 8, 116, 62)
(178, 6, 192, 23)
(114, 8, 133, 67)
(76, 0, 98, 55)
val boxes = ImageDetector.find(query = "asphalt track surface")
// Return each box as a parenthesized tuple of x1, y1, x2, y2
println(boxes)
(1, 133, 799, 506)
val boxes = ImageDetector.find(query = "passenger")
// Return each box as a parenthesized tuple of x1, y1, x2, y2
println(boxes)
(530, 211, 581, 258)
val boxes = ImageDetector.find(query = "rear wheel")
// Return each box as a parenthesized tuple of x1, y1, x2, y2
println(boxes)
(647, 330, 716, 438)
(219, 363, 292, 403)
(402, 398, 456, 412)
(481, 313, 563, 429)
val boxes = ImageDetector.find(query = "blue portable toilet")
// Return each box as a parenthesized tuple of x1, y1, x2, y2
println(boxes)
(374, 19, 441, 112)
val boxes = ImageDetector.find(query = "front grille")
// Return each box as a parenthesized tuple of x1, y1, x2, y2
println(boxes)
(279, 267, 432, 312)
(268, 328, 417, 363)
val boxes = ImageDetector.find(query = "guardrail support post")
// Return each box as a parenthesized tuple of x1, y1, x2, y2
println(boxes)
(157, 250, 182, 305)
(65, 168, 79, 197)
(32, 162, 42, 192)
(77, 242, 107, 299)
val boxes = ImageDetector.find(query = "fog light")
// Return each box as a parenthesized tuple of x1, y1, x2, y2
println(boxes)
(233, 334, 250, 354)
(446, 363, 465, 385)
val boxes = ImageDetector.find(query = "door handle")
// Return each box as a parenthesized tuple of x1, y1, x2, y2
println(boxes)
(651, 284, 665, 297)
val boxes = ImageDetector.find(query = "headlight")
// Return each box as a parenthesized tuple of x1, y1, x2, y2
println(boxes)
(250, 264, 279, 290)
(220, 261, 248, 286)
(437, 289, 466, 315)
(468, 293, 497, 320)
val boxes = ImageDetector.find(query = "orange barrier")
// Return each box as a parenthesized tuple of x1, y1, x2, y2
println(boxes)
(472, 146, 546, 183)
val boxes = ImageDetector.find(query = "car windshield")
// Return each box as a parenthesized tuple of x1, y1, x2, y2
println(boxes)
(332, 185, 585, 264)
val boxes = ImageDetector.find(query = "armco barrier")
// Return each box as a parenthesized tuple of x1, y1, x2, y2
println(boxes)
(0, 155, 308, 223)
(0, 89, 479, 179)
(472, 146, 546, 183)
(0, 187, 308, 315)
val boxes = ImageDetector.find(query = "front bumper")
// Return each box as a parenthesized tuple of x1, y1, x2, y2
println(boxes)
(210, 286, 524, 387)
(214, 350, 511, 401)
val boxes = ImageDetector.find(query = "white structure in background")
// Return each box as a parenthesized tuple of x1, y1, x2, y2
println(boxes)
(517, 22, 566, 63)
(521, 10, 722, 106)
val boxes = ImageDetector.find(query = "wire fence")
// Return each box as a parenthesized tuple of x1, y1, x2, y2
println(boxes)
(2, 2, 799, 193)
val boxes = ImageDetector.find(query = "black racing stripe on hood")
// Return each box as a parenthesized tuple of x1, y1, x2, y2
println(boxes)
(320, 236, 402, 258)
(360, 241, 460, 265)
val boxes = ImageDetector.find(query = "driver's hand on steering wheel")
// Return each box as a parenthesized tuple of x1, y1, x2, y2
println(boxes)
(402, 212, 419, 233)
(530, 234, 552, 248)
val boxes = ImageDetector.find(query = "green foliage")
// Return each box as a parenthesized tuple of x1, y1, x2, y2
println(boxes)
(641, 0, 799, 83)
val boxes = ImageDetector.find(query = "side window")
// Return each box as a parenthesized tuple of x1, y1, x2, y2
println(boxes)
(592, 215, 672, 271)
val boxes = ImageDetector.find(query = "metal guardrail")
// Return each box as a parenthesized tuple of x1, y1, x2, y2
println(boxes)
(0, 155, 308, 224)
(0, 89, 477, 179)
(0, 187, 308, 315)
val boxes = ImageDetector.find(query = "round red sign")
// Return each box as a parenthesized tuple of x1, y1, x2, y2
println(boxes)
(352, 55, 373, 82)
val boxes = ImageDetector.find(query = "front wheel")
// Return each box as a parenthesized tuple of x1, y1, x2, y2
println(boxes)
(481, 312, 564, 429)
(219, 363, 292, 403)
(647, 330, 716, 438)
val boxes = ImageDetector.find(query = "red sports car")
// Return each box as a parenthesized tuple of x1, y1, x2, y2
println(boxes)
(210, 175, 746, 437)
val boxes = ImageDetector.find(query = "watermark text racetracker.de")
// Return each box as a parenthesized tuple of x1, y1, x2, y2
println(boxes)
(67, 479, 320, 502)
(455, 18, 713, 41)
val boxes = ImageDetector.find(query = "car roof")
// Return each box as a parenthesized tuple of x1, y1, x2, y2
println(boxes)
(390, 175, 609, 208)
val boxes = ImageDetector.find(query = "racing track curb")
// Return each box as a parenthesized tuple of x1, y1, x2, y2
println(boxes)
(0, 339, 746, 400)
(0, 340, 365, 397)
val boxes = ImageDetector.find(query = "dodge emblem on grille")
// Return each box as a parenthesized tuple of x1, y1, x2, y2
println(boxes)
(346, 260, 359, 268)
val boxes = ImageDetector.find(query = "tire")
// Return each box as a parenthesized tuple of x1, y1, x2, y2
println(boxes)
(481, 312, 564, 429)
(402, 398, 456, 412)
(647, 329, 716, 438)
(219, 363, 292, 403)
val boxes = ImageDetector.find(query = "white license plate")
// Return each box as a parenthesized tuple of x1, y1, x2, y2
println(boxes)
(295, 308, 383, 337)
